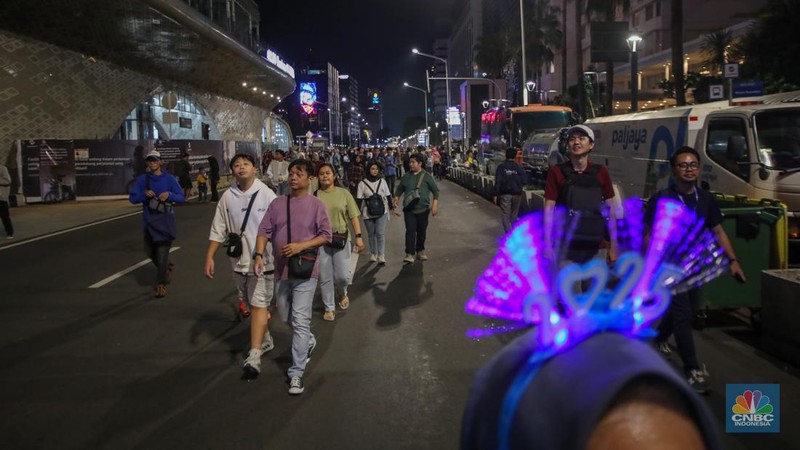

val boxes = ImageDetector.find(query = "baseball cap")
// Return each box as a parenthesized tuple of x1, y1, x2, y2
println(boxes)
(566, 124, 595, 142)
(145, 150, 161, 160)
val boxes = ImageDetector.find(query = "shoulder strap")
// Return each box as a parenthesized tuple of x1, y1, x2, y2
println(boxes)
(286, 195, 292, 243)
(239, 190, 259, 234)
(415, 171, 426, 189)
(364, 179, 377, 195)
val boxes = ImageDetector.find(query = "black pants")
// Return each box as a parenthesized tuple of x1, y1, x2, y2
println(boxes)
(0, 200, 13, 237)
(403, 210, 430, 255)
(657, 290, 700, 372)
(210, 179, 219, 201)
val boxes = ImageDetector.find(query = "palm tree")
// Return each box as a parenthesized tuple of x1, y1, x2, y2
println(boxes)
(701, 30, 734, 77)
(474, 31, 514, 80)
(510, 0, 563, 102)
(586, 0, 630, 116)
(671, 0, 686, 105)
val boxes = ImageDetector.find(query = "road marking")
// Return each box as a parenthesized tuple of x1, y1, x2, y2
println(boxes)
(0, 211, 142, 251)
(89, 247, 180, 288)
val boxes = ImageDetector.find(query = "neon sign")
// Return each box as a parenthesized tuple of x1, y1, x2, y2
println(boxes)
(300, 83, 317, 115)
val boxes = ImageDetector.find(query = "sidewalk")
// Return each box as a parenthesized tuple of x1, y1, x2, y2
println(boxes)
(0, 198, 141, 247)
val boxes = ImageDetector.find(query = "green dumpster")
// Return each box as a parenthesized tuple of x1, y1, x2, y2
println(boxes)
(696, 202, 785, 310)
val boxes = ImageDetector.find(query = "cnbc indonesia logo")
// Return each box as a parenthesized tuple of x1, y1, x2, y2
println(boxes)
(727, 385, 780, 433)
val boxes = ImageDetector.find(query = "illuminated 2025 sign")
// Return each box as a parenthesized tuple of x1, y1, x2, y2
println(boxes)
(300, 83, 317, 115)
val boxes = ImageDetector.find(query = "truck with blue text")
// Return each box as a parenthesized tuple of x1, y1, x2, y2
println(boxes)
(583, 91, 800, 266)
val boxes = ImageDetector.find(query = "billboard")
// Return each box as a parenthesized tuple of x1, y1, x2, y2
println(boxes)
(300, 82, 317, 115)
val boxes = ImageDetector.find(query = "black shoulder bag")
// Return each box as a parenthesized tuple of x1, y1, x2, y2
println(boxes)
(286, 196, 318, 279)
(225, 190, 259, 258)
(144, 175, 177, 243)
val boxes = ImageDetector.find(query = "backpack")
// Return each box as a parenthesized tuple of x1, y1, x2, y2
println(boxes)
(364, 179, 386, 216)
(558, 163, 606, 246)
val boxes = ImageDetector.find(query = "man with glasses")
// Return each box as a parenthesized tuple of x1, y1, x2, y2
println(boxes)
(645, 146, 746, 394)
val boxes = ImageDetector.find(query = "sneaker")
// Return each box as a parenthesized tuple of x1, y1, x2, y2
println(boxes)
(306, 336, 316, 364)
(403, 253, 415, 264)
(260, 331, 274, 355)
(657, 342, 672, 360)
(238, 298, 251, 319)
(369, 253, 378, 262)
(243, 349, 261, 375)
(338, 295, 350, 310)
(166, 262, 174, 284)
(5, 235, 13, 240)
(323, 310, 336, 321)
(377, 255, 386, 265)
(154, 283, 166, 298)
(417, 250, 428, 261)
(288, 376, 304, 395)
(688, 366, 711, 395)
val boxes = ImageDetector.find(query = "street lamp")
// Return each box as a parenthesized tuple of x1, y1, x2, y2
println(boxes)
(412, 48, 451, 151)
(519, 0, 529, 105)
(627, 33, 643, 112)
(526, 81, 536, 104)
(403, 82, 429, 131)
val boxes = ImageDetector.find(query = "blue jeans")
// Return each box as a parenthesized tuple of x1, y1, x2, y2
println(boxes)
(144, 230, 171, 284)
(318, 243, 351, 311)
(364, 214, 388, 256)
(275, 278, 318, 378)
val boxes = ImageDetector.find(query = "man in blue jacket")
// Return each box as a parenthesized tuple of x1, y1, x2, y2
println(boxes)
(492, 147, 527, 233)
(129, 150, 185, 297)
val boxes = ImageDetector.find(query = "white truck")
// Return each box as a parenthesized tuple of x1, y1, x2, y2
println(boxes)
(582, 91, 800, 266)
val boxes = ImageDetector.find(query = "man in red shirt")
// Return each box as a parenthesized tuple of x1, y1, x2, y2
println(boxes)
(543, 125, 616, 264)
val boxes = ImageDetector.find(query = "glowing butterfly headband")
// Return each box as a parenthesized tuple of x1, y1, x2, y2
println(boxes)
(465, 198, 728, 450)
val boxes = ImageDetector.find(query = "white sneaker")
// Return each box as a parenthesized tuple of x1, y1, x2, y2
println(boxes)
(260, 331, 274, 355)
(243, 348, 261, 374)
(688, 365, 711, 395)
(369, 253, 378, 262)
(289, 376, 304, 395)
(403, 254, 415, 264)
(377, 255, 386, 264)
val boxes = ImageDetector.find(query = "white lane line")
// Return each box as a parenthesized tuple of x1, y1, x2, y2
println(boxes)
(89, 247, 180, 289)
(0, 211, 142, 251)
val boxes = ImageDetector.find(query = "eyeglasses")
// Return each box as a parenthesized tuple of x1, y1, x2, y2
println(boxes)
(676, 162, 700, 170)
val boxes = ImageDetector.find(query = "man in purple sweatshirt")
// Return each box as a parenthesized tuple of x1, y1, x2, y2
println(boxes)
(254, 159, 331, 395)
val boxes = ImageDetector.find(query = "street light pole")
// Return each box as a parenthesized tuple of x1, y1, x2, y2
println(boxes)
(413, 48, 451, 152)
(627, 34, 642, 112)
(403, 82, 429, 131)
(519, 0, 529, 105)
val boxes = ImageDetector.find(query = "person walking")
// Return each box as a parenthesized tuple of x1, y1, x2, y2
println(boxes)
(196, 167, 208, 202)
(493, 147, 528, 233)
(393, 153, 440, 264)
(204, 154, 278, 376)
(129, 150, 185, 297)
(267, 150, 289, 196)
(347, 154, 365, 198)
(543, 125, 616, 265)
(357, 161, 393, 264)
(384, 150, 398, 193)
(207, 156, 220, 202)
(646, 146, 746, 395)
(0, 162, 14, 239)
(254, 159, 331, 395)
(176, 153, 193, 199)
(315, 163, 364, 321)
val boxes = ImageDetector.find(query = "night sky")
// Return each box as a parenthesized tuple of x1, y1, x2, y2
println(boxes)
(258, 0, 463, 136)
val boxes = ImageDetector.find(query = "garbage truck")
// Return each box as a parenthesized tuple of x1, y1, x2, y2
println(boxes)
(582, 91, 800, 267)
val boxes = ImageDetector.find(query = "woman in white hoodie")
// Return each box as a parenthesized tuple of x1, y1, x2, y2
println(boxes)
(204, 154, 278, 376)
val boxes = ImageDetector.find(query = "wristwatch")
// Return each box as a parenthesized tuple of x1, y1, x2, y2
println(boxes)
(355, 233, 362, 238)
(253, 252, 263, 258)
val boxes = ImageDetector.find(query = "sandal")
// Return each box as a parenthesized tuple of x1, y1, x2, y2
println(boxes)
(338, 295, 350, 310)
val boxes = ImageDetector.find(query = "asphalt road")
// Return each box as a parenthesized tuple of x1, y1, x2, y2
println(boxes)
(0, 180, 798, 449)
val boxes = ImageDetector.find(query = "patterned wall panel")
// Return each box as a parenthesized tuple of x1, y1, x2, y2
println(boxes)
(0, 30, 271, 166)
(0, 30, 160, 164)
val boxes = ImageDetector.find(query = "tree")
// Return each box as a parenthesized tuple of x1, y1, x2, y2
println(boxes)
(738, 0, 800, 91)
(700, 29, 735, 76)
(670, 0, 686, 105)
(513, 0, 563, 102)
(474, 32, 514, 79)
(586, 0, 630, 116)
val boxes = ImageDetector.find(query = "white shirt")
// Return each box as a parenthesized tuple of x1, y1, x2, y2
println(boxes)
(356, 178, 392, 219)
(209, 178, 277, 273)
